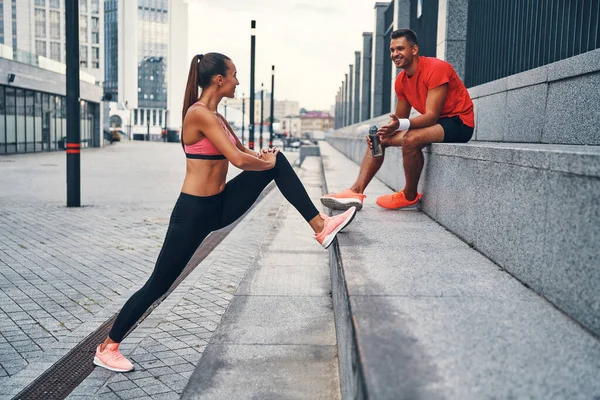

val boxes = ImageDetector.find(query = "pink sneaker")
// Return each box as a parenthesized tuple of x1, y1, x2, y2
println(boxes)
(320, 189, 366, 211)
(93, 343, 134, 372)
(315, 207, 357, 249)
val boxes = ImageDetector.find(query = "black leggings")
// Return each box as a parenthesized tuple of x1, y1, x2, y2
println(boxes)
(109, 153, 319, 342)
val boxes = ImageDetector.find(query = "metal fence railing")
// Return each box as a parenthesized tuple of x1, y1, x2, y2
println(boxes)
(465, 0, 600, 87)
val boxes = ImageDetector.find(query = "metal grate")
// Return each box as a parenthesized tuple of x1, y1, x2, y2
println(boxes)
(410, 0, 439, 58)
(13, 183, 276, 400)
(465, 0, 600, 87)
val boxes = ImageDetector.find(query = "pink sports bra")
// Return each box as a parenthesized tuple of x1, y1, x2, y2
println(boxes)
(184, 101, 236, 160)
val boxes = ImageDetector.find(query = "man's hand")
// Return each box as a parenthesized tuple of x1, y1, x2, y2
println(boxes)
(377, 114, 400, 139)
(378, 114, 410, 140)
(366, 132, 398, 149)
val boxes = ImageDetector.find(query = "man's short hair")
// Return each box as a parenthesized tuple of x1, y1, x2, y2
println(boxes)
(391, 28, 418, 46)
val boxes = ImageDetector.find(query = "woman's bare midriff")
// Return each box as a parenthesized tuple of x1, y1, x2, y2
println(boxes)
(180, 158, 229, 196)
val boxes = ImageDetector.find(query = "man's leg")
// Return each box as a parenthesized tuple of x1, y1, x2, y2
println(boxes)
(321, 131, 408, 211)
(350, 131, 407, 193)
(401, 125, 444, 200)
(349, 148, 385, 194)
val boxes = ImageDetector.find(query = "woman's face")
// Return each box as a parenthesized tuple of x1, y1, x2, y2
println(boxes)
(219, 60, 239, 98)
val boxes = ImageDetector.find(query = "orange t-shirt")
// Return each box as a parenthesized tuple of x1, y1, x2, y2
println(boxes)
(395, 56, 474, 128)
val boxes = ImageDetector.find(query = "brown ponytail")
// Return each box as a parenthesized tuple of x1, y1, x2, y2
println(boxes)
(181, 53, 231, 149)
(181, 54, 202, 149)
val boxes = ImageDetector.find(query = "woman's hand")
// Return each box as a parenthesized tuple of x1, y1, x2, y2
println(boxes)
(261, 147, 279, 168)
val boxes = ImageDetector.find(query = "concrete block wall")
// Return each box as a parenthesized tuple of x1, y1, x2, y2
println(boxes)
(471, 48, 600, 145)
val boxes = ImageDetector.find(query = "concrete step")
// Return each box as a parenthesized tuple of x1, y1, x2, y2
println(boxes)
(326, 135, 600, 338)
(181, 156, 340, 399)
(320, 141, 600, 399)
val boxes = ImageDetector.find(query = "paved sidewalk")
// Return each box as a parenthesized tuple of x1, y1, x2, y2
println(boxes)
(182, 157, 340, 399)
(0, 142, 302, 398)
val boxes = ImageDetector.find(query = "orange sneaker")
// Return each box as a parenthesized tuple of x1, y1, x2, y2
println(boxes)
(376, 191, 422, 210)
(93, 343, 134, 372)
(320, 189, 366, 211)
(315, 207, 357, 249)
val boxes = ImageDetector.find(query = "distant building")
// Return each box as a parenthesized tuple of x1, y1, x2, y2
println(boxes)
(104, 0, 188, 137)
(1, 0, 104, 83)
(300, 111, 333, 134)
(280, 111, 333, 138)
(280, 116, 302, 138)
(0, 0, 103, 155)
(222, 95, 300, 130)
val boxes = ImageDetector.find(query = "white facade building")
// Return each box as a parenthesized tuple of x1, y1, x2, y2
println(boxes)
(280, 116, 302, 138)
(224, 96, 300, 130)
(1, 0, 104, 83)
(104, 0, 188, 137)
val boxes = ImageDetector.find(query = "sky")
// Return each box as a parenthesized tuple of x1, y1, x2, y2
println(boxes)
(186, 0, 378, 112)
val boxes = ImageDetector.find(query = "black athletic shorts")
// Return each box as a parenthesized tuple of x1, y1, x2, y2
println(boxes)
(437, 115, 474, 143)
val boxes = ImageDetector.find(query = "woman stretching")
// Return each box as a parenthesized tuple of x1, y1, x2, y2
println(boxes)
(93, 53, 357, 372)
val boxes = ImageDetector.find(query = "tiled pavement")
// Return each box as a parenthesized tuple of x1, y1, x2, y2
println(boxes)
(0, 142, 310, 399)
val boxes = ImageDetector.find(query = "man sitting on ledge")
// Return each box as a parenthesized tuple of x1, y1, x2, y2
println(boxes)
(321, 28, 475, 211)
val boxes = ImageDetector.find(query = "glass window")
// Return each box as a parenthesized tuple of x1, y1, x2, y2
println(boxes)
(152, 109, 156, 126)
(25, 90, 35, 152)
(91, 0, 99, 14)
(35, 92, 42, 151)
(49, 10, 60, 39)
(92, 46, 99, 64)
(80, 45, 88, 68)
(80, 16, 88, 43)
(134, 109, 138, 125)
(159, 110, 163, 127)
(140, 109, 144, 124)
(35, 0, 45, 6)
(35, 9, 46, 38)
(80, 0, 87, 14)
(80, 101, 88, 147)
(16, 89, 25, 153)
(0, 4, 4, 45)
(49, 42, 60, 61)
(42, 93, 50, 151)
(0, 86, 5, 154)
(36, 40, 47, 57)
(47, 95, 54, 149)
(61, 97, 67, 147)
(49, 0, 60, 8)
(55, 96, 63, 145)
(6, 87, 15, 153)
(91, 17, 99, 44)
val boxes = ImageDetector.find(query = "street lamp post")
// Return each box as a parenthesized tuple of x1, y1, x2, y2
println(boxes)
(269, 65, 275, 147)
(249, 20, 256, 150)
(146, 111, 150, 141)
(65, 0, 81, 207)
(241, 93, 245, 145)
(163, 108, 168, 142)
(259, 83, 264, 149)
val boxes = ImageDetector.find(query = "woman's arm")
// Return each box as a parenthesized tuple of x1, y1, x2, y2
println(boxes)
(216, 114, 261, 157)
(187, 108, 273, 171)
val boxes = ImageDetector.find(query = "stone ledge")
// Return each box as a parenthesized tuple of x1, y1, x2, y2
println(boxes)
(429, 142, 600, 178)
(325, 136, 600, 338)
(328, 135, 600, 178)
(320, 141, 600, 399)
